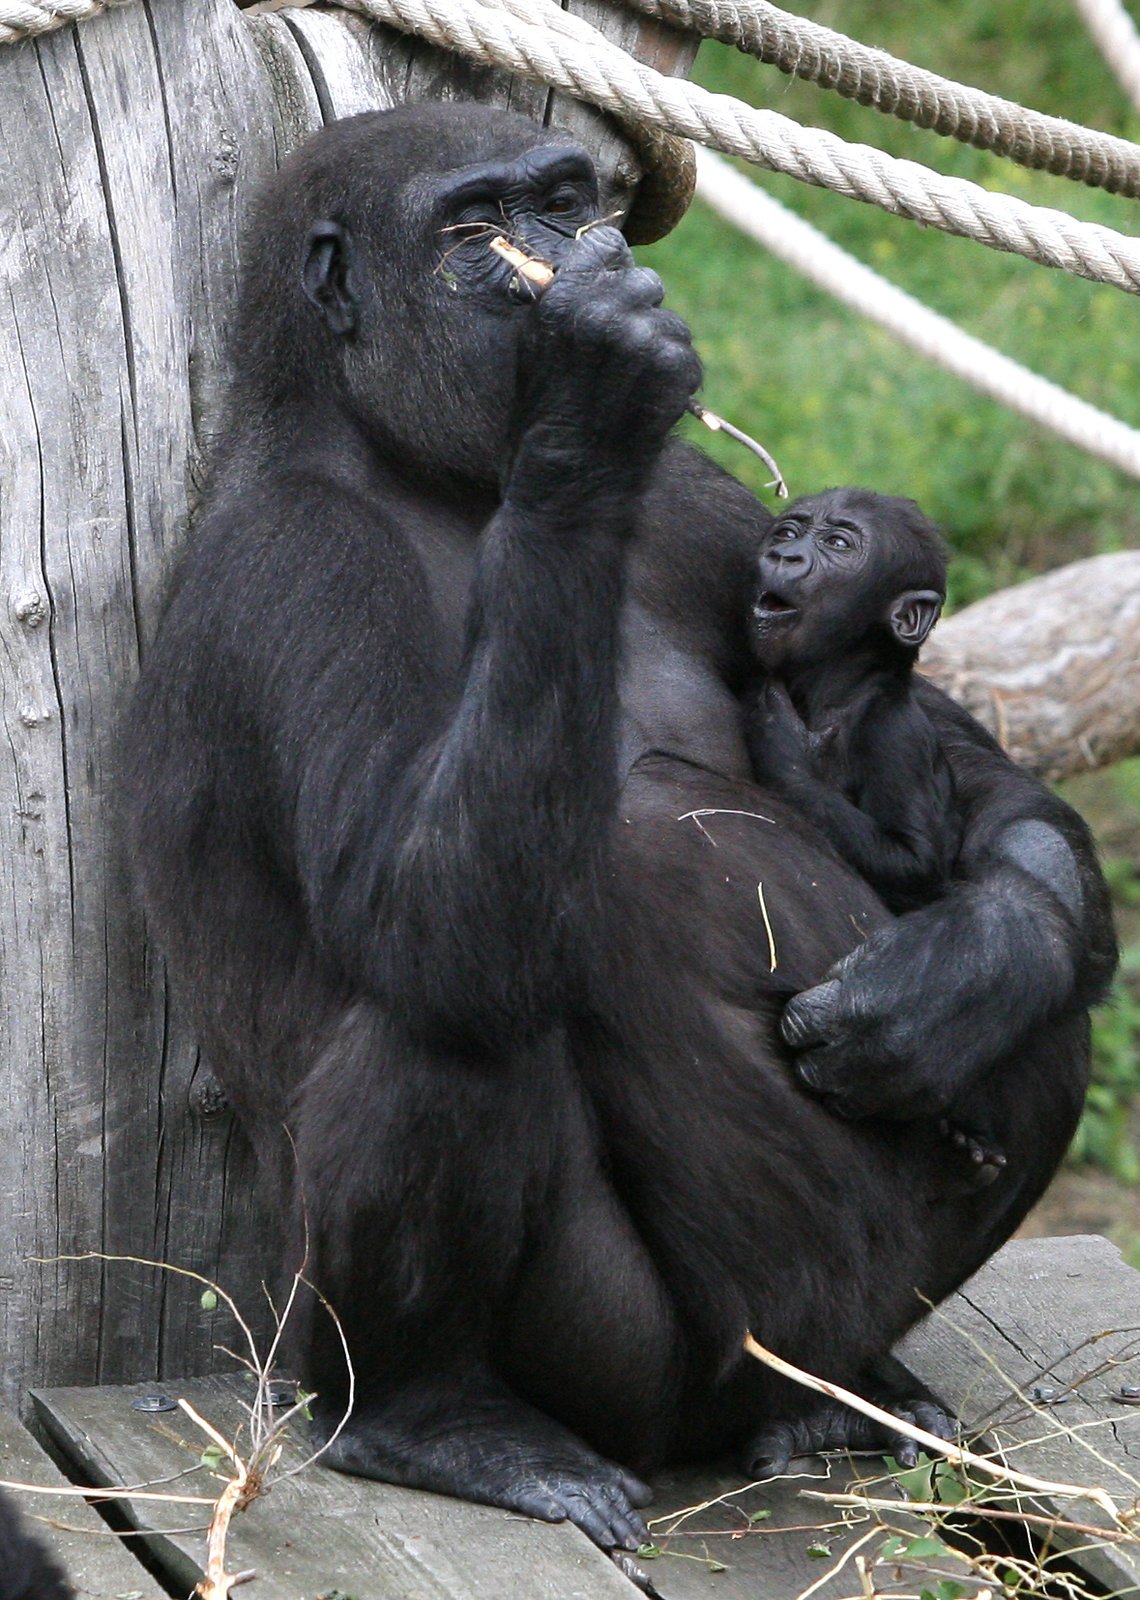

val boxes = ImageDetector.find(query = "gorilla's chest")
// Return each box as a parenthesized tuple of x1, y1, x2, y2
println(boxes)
(616, 600, 749, 782)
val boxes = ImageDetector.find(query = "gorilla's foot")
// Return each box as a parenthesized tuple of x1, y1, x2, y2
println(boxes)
(316, 1399, 652, 1551)
(938, 1119, 1009, 1195)
(742, 1391, 955, 1478)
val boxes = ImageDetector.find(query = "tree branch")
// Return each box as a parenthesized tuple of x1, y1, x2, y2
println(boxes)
(920, 550, 1140, 781)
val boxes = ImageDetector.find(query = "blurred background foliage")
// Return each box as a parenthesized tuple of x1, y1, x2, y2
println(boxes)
(635, 0, 1140, 1237)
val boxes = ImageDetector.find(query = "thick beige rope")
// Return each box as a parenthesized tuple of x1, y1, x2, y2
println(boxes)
(11, 0, 1140, 303)
(627, 0, 1140, 197)
(338, 0, 1140, 295)
(696, 147, 1140, 482)
(0, 0, 127, 45)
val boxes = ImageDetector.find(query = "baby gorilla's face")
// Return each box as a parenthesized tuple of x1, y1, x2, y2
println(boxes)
(749, 497, 874, 670)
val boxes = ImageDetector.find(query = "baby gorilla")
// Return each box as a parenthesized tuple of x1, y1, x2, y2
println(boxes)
(744, 487, 1004, 1189)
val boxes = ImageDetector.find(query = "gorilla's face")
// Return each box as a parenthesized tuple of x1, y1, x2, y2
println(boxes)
(291, 108, 603, 487)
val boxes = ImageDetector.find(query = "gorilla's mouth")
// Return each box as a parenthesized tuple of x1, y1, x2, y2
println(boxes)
(754, 592, 798, 619)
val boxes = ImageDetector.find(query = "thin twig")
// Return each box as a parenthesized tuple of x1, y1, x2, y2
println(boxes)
(0, 1479, 215, 1506)
(757, 880, 778, 971)
(803, 1491, 1137, 1544)
(795, 1525, 880, 1600)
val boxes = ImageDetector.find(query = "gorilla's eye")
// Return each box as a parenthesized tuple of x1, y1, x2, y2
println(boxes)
(824, 532, 852, 551)
(543, 189, 582, 217)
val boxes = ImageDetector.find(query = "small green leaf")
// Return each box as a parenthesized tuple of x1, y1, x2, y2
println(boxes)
(637, 1544, 662, 1560)
(900, 1535, 951, 1560)
(806, 1540, 831, 1558)
(199, 1289, 218, 1311)
(879, 1535, 905, 1558)
(888, 1454, 936, 1500)
(199, 1445, 226, 1469)
(748, 1508, 772, 1524)
(707, 1559, 727, 1573)
(933, 1461, 969, 1506)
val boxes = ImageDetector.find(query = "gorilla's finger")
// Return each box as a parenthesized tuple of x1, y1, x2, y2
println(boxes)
(780, 981, 844, 1049)
(559, 223, 634, 278)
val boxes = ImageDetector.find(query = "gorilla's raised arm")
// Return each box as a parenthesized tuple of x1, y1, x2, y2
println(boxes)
(288, 225, 698, 1055)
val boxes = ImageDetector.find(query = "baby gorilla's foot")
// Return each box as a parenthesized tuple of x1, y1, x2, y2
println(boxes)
(937, 1119, 1008, 1195)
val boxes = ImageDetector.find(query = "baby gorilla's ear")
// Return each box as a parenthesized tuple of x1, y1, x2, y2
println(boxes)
(887, 589, 942, 648)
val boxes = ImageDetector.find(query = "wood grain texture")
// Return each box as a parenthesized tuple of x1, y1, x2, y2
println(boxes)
(899, 1234, 1140, 1594)
(922, 550, 1140, 780)
(33, 1373, 638, 1599)
(0, 0, 388, 1408)
(0, 1408, 156, 1595)
(28, 1240, 1140, 1596)
(34, 1371, 975, 1600)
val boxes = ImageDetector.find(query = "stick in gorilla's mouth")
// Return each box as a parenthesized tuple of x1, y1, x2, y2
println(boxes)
(487, 235, 788, 498)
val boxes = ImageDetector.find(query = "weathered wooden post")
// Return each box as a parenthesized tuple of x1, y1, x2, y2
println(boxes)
(0, 0, 697, 1406)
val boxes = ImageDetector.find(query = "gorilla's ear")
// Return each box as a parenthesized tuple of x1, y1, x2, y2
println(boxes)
(302, 221, 358, 337)
(888, 589, 942, 648)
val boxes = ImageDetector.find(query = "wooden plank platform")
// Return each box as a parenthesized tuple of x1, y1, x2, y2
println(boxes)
(0, 1408, 157, 1597)
(24, 1237, 1140, 1599)
(31, 1374, 963, 1600)
(33, 1374, 635, 1600)
(901, 1232, 1140, 1594)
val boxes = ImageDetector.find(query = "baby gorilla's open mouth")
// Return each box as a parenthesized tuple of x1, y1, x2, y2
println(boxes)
(754, 591, 798, 619)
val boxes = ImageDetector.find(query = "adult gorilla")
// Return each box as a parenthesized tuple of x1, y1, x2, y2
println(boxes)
(125, 105, 1115, 1551)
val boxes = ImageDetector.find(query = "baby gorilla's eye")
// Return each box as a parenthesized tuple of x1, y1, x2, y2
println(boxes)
(824, 532, 852, 550)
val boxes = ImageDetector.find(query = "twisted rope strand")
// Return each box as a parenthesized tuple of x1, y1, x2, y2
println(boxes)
(0, 0, 126, 45)
(627, 0, 1140, 197)
(341, 0, 1140, 294)
(11, 0, 1140, 300)
(695, 147, 1140, 481)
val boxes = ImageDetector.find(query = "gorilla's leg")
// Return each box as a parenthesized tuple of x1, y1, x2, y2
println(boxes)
(739, 1015, 1088, 1474)
(288, 1007, 674, 1550)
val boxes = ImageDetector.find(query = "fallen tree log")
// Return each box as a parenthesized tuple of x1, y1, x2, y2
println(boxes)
(921, 549, 1140, 781)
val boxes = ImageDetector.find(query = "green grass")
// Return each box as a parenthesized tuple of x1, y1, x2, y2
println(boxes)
(635, 3, 1140, 1175)
(636, 3, 1140, 603)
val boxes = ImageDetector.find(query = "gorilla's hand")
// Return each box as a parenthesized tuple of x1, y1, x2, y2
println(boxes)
(747, 681, 815, 785)
(780, 869, 1080, 1121)
(507, 226, 701, 511)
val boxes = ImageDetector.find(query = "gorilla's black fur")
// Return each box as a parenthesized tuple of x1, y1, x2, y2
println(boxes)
(125, 105, 1116, 1549)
